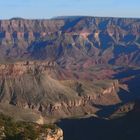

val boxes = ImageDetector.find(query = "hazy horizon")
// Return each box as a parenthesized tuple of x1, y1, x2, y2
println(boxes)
(1, 15, 140, 20)
(0, 0, 140, 19)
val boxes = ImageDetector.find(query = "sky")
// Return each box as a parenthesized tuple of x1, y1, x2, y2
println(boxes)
(0, 0, 140, 19)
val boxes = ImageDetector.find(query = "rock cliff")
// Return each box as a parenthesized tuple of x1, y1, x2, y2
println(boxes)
(0, 16, 139, 139)
(0, 61, 123, 121)
(0, 113, 63, 140)
(0, 17, 139, 67)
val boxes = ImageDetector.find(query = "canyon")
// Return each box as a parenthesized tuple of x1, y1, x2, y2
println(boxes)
(0, 61, 123, 121)
(0, 16, 139, 139)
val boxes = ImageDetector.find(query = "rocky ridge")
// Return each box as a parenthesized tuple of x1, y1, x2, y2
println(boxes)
(0, 16, 139, 139)
(0, 17, 139, 67)
(0, 61, 124, 121)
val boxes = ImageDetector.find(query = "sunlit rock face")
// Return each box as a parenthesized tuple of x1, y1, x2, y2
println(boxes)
(0, 16, 139, 122)
(45, 128, 63, 140)
(0, 17, 139, 67)
(0, 61, 123, 120)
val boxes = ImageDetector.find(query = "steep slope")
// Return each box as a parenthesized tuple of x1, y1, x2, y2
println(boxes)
(0, 61, 124, 121)
(0, 16, 139, 122)
(0, 17, 139, 67)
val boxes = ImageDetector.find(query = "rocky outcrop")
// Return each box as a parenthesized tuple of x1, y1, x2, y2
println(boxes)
(42, 128, 63, 140)
(0, 125, 63, 140)
(0, 17, 139, 67)
(0, 16, 139, 123)
(0, 61, 123, 120)
(0, 61, 56, 77)
(0, 113, 63, 140)
(0, 126, 5, 140)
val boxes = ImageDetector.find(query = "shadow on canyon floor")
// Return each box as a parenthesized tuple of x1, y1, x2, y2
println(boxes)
(57, 110, 140, 140)
(56, 69, 140, 140)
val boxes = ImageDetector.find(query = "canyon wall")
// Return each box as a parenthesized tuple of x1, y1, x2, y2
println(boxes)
(0, 61, 123, 120)
(0, 17, 139, 67)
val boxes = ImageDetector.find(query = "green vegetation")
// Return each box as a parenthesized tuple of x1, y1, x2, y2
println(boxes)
(0, 113, 57, 140)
